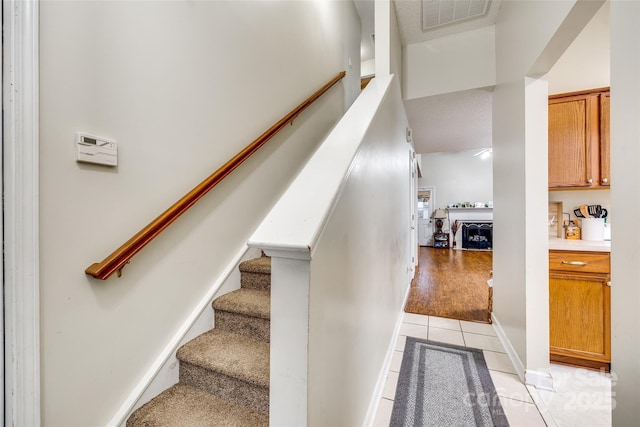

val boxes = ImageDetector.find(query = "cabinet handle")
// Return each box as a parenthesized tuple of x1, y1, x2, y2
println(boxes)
(607, 281, 612, 287)
(562, 261, 588, 266)
(602, 178, 609, 184)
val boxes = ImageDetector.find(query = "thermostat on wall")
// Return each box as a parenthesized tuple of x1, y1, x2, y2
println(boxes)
(76, 132, 117, 166)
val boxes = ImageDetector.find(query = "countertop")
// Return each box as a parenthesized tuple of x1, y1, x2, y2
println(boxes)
(549, 238, 611, 252)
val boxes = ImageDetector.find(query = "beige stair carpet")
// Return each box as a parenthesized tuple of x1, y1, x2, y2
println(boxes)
(127, 257, 271, 426)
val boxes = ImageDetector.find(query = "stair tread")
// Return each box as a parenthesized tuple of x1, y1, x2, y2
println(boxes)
(213, 288, 270, 320)
(126, 383, 268, 427)
(239, 257, 271, 274)
(177, 329, 269, 389)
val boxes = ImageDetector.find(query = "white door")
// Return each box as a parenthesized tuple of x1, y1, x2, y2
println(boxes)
(418, 187, 436, 246)
(409, 151, 418, 271)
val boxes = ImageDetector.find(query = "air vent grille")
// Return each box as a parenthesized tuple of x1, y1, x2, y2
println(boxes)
(423, 0, 490, 31)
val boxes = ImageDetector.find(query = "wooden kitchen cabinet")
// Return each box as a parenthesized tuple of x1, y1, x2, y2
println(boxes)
(548, 88, 610, 189)
(599, 92, 610, 186)
(549, 250, 610, 371)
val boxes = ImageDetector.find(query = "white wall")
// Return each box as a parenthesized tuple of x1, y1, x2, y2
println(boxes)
(404, 26, 495, 100)
(418, 149, 493, 210)
(610, 2, 640, 424)
(390, 1, 403, 89)
(362, 58, 375, 77)
(307, 76, 410, 426)
(547, 1, 610, 226)
(248, 75, 410, 426)
(375, 0, 403, 84)
(549, 189, 611, 222)
(492, 0, 602, 380)
(38, 1, 361, 425)
(548, 2, 610, 95)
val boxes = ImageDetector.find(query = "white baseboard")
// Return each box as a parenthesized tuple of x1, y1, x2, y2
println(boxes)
(491, 313, 526, 382)
(108, 245, 260, 427)
(362, 282, 411, 427)
(525, 369, 554, 391)
(491, 313, 554, 392)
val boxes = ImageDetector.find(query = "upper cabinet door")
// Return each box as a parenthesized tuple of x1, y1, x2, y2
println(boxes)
(600, 92, 611, 187)
(548, 94, 599, 188)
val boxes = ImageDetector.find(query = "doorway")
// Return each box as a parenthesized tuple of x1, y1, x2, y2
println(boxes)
(417, 187, 434, 246)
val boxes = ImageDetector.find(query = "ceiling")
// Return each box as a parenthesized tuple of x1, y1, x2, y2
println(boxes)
(353, 0, 501, 154)
(405, 87, 493, 153)
(395, 0, 500, 154)
(354, 0, 609, 154)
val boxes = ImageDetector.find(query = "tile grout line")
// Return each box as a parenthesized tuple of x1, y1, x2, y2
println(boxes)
(462, 330, 498, 338)
(393, 319, 549, 427)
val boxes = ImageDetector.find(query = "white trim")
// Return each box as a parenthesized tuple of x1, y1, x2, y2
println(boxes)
(524, 369, 554, 391)
(257, 245, 312, 261)
(247, 76, 394, 258)
(269, 256, 311, 427)
(362, 284, 411, 427)
(1, 7, 5, 422)
(491, 313, 525, 382)
(491, 314, 555, 391)
(108, 245, 256, 426)
(3, 0, 41, 425)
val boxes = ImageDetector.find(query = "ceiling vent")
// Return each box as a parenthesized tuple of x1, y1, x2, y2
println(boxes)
(423, 0, 491, 31)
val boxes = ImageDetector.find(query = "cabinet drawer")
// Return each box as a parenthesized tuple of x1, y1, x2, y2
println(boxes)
(549, 250, 610, 274)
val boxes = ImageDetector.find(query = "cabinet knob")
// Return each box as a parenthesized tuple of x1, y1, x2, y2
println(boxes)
(602, 177, 609, 184)
(588, 178, 593, 183)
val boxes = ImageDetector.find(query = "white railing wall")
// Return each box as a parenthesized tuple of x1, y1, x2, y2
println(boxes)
(249, 75, 412, 426)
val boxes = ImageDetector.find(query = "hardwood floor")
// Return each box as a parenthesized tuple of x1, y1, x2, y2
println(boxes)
(405, 247, 493, 323)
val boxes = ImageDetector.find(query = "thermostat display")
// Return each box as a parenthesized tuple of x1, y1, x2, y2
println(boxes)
(76, 132, 117, 166)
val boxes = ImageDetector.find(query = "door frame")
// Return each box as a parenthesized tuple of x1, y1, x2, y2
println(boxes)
(3, 0, 41, 424)
(409, 150, 418, 273)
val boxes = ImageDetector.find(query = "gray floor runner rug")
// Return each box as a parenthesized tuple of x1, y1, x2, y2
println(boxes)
(390, 338, 510, 427)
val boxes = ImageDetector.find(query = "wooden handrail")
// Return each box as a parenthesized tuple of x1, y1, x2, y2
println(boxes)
(85, 71, 346, 280)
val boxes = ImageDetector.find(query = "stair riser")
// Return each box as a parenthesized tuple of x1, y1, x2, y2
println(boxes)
(215, 311, 270, 343)
(240, 272, 271, 291)
(180, 362, 269, 415)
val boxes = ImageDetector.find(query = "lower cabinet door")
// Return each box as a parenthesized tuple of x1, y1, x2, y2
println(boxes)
(549, 273, 611, 370)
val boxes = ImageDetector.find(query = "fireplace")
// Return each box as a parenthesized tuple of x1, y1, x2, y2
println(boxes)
(461, 222, 493, 250)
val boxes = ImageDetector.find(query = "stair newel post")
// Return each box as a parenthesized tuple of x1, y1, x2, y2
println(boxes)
(264, 250, 312, 427)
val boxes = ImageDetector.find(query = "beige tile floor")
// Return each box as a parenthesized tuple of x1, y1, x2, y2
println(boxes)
(527, 364, 613, 427)
(375, 312, 613, 426)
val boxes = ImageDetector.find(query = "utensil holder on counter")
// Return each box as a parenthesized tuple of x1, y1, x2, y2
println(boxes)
(581, 218, 605, 241)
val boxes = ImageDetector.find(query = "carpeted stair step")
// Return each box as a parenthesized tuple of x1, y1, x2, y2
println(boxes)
(239, 257, 271, 291)
(126, 383, 268, 427)
(212, 288, 270, 342)
(176, 329, 269, 414)
(127, 256, 272, 425)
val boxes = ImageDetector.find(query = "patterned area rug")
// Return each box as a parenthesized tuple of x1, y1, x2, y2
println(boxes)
(391, 338, 509, 427)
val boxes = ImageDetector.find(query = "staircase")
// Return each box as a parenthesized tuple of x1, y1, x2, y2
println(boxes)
(127, 257, 271, 426)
